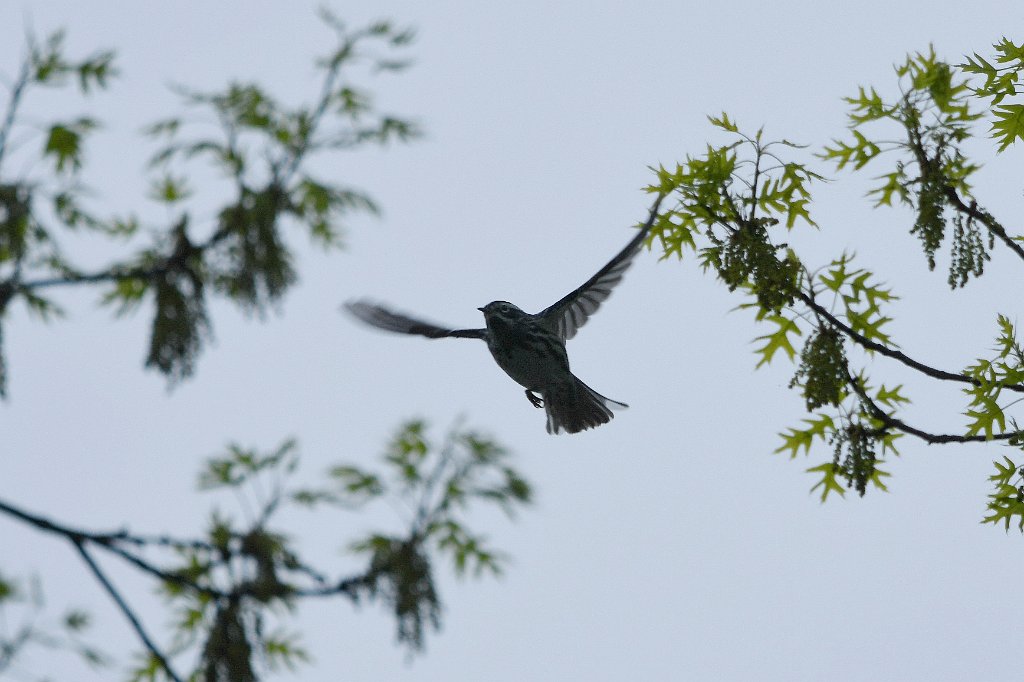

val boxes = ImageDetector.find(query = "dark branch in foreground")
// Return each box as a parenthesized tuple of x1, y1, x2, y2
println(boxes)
(945, 184, 1024, 264)
(798, 290, 1024, 394)
(72, 540, 182, 682)
(845, 365, 1019, 445)
(16, 267, 159, 292)
(0, 498, 228, 599)
(0, 495, 379, 674)
(903, 119, 1024, 264)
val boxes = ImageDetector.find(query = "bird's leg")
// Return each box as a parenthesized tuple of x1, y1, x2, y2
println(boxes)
(525, 390, 544, 408)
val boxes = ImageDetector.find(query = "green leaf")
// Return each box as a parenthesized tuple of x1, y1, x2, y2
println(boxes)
(869, 468, 892, 493)
(844, 85, 891, 123)
(385, 420, 429, 484)
(31, 30, 70, 83)
(0, 575, 19, 602)
(76, 50, 117, 92)
(868, 170, 910, 207)
(753, 315, 802, 367)
(990, 104, 1024, 152)
(982, 456, 1024, 532)
(64, 609, 91, 631)
(875, 384, 910, 408)
(263, 631, 311, 672)
(127, 652, 163, 682)
(775, 414, 835, 458)
(989, 456, 1017, 483)
(22, 289, 65, 321)
(330, 465, 384, 500)
(43, 118, 98, 173)
(822, 129, 881, 170)
(807, 462, 846, 502)
(100, 277, 149, 317)
(964, 395, 1006, 439)
(148, 174, 192, 203)
(142, 117, 181, 137)
(784, 198, 813, 229)
(707, 111, 739, 132)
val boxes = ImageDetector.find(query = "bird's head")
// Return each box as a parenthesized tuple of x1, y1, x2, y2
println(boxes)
(478, 300, 527, 325)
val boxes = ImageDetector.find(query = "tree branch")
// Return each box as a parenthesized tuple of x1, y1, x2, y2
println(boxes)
(797, 290, 1024, 394)
(902, 115, 1024, 264)
(17, 267, 158, 292)
(0, 497, 226, 600)
(943, 186, 1024, 263)
(0, 49, 32, 170)
(0, 624, 34, 675)
(845, 365, 1018, 445)
(71, 540, 182, 682)
(0, 495, 378, 604)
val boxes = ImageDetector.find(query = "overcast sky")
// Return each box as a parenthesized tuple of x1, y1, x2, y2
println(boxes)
(2, 2, 1023, 680)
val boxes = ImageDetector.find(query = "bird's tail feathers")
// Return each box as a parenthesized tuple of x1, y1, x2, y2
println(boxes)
(543, 375, 627, 435)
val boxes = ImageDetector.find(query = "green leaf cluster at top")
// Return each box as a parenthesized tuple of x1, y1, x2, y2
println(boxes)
(649, 113, 819, 316)
(961, 38, 1024, 151)
(0, 571, 106, 676)
(821, 46, 1006, 289)
(647, 111, 914, 501)
(0, 15, 420, 396)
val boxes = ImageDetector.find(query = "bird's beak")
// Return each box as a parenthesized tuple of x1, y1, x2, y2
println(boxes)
(477, 306, 485, 312)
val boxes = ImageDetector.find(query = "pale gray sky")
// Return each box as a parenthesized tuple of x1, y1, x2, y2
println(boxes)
(2, 2, 1022, 681)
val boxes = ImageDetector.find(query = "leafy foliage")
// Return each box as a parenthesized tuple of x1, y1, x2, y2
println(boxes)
(651, 39, 1024, 503)
(983, 455, 1024, 530)
(649, 117, 907, 499)
(0, 16, 533, 682)
(111, 421, 528, 680)
(960, 38, 1024, 151)
(296, 420, 532, 650)
(789, 327, 847, 411)
(0, 15, 418, 393)
(822, 47, 991, 288)
(962, 315, 1024, 440)
(0, 572, 106, 679)
(651, 116, 816, 317)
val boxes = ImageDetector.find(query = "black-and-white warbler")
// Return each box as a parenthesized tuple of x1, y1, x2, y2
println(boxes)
(346, 194, 664, 434)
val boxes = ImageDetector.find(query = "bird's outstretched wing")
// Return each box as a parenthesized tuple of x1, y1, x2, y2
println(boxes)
(537, 193, 665, 341)
(345, 300, 486, 339)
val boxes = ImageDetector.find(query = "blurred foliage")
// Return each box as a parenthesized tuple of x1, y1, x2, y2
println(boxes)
(0, 11, 419, 395)
(0, 572, 107, 680)
(649, 38, 1024, 511)
(1, 422, 529, 682)
(294, 420, 531, 650)
(0, 13, 534, 682)
(119, 420, 528, 681)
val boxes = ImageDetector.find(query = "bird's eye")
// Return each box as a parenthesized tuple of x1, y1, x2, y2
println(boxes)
(500, 303, 511, 313)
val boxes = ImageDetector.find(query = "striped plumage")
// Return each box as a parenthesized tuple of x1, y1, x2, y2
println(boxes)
(345, 194, 664, 434)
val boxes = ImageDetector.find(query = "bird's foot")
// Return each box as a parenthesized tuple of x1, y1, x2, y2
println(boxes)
(525, 390, 544, 408)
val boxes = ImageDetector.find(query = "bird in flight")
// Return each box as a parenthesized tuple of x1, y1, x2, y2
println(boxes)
(345, 193, 664, 434)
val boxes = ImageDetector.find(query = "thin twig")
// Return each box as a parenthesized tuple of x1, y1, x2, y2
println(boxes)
(0, 495, 372, 605)
(797, 290, 1024, 394)
(72, 540, 183, 682)
(943, 185, 1024, 263)
(0, 497, 226, 599)
(902, 119, 1024, 264)
(18, 267, 159, 292)
(0, 49, 32, 170)
(844, 365, 1018, 445)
